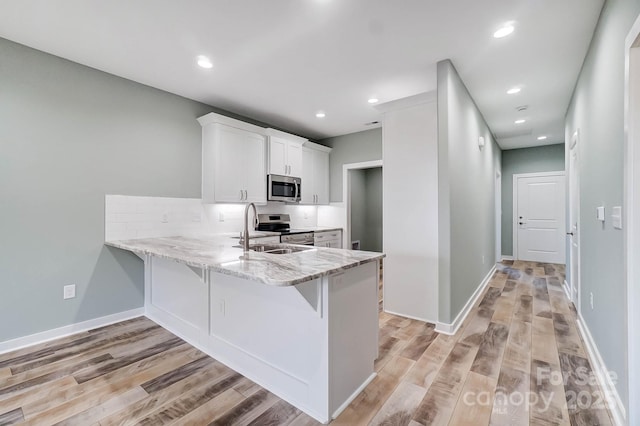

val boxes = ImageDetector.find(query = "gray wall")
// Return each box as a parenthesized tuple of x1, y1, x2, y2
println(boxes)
(0, 38, 216, 342)
(565, 0, 640, 410)
(349, 168, 383, 252)
(364, 167, 383, 252)
(350, 169, 367, 249)
(501, 144, 565, 256)
(437, 60, 501, 324)
(319, 128, 382, 202)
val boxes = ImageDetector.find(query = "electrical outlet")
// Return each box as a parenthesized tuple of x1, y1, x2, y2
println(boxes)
(482, 255, 485, 265)
(590, 292, 594, 310)
(161, 212, 169, 223)
(219, 212, 225, 222)
(63, 284, 76, 300)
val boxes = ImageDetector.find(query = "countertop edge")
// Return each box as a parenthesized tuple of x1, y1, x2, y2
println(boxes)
(105, 239, 384, 287)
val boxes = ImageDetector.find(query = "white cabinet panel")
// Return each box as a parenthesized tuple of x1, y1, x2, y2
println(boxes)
(268, 134, 304, 177)
(287, 141, 303, 177)
(202, 122, 266, 203)
(244, 132, 268, 202)
(301, 147, 315, 204)
(268, 137, 287, 175)
(314, 230, 342, 248)
(315, 149, 329, 204)
(301, 146, 330, 205)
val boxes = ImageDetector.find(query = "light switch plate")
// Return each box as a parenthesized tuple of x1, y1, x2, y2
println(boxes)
(612, 206, 622, 229)
(596, 206, 605, 222)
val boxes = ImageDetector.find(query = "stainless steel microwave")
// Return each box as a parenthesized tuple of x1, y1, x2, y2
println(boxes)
(267, 174, 301, 202)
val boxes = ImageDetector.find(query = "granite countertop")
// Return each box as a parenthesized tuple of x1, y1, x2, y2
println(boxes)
(105, 234, 383, 286)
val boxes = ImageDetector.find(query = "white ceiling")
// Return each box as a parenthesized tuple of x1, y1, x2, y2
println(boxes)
(0, 0, 603, 149)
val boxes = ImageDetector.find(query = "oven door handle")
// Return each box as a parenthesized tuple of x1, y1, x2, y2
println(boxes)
(294, 180, 299, 201)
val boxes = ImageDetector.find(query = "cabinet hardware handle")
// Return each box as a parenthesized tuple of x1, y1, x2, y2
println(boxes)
(240, 189, 244, 200)
(244, 190, 248, 200)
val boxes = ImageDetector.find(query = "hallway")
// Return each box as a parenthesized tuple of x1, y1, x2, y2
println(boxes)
(335, 260, 613, 425)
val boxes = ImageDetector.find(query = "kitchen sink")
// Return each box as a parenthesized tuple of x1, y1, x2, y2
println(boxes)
(250, 244, 314, 254)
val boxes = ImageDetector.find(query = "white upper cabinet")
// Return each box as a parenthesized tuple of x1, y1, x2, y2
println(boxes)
(301, 143, 331, 205)
(266, 129, 306, 177)
(199, 113, 267, 204)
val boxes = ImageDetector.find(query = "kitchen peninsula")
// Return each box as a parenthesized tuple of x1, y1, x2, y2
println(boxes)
(107, 234, 383, 423)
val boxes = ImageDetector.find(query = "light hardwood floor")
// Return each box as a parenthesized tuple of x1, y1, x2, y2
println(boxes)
(0, 261, 613, 425)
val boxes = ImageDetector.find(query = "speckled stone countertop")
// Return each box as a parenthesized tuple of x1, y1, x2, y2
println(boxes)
(105, 234, 383, 286)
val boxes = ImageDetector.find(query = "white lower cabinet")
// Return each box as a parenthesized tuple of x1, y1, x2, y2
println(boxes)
(199, 114, 266, 203)
(143, 254, 379, 423)
(252, 235, 280, 244)
(314, 230, 342, 248)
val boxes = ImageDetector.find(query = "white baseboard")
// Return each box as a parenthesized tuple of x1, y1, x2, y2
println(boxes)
(563, 279, 572, 301)
(435, 265, 497, 335)
(382, 310, 432, 324)
(331, 372, 376, 420)
(575, 315, 626, 426)
(501, 255, 514, 261)
(0, 308, 145, 355)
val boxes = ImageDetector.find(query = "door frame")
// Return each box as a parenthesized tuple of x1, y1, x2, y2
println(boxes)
(567, 130, 581, 307)
(342, 160, 383, 250)
(495, 169, 502, 263)
(624, 14, 640, 426)
(512, 171, 566, 261)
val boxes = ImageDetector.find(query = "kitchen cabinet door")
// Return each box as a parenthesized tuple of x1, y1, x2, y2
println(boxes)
(268, 137, 287, 175)
(315, 230, 342, 248)
(269, 136, 303, 177)
(244, 131, 267, 203)
(301, 146, 330, 205)
(314, 150, 330, 204)
(204, 123, 266, 203)
(287, 142, 303, 177)
(301, 147, 316, 204)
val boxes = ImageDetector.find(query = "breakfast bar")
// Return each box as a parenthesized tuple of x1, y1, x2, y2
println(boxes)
(107, 235, 384, 424)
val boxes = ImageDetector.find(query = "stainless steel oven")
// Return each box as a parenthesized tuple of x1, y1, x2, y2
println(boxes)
(267, 174, 301, 203)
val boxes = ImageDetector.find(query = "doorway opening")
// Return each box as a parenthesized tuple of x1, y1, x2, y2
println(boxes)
(624, 15, 640, 426)
(343, 160, 383, 308)
(495, 169, 502, 263)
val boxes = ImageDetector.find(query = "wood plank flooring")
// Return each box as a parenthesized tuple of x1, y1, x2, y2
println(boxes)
(0, 261, 613, 425)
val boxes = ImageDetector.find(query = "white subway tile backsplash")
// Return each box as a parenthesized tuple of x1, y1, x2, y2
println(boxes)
(105, 195, 322, 241)
(105, 195, 209, 241)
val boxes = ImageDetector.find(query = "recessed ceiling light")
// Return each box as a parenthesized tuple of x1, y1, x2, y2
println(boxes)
(537, 136, 547, 140)
(197, 55, 213, 69)
(514, 119, 526, 124)
(368, 98, 379, 104)
(494, 24, 515, 38)
(507, 87, 521, 95)
(316, 111, 326, 118)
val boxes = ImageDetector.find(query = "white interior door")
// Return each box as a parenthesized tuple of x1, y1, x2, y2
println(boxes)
(568, 132, 580, 305)
(515, 172, 566, 263)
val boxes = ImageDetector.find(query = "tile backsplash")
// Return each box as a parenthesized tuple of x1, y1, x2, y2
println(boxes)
(105, 195, 319, 241)
(105, 195, 205, 241)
